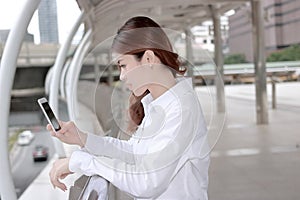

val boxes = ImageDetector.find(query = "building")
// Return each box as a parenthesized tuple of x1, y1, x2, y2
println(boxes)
(192, 18, 229, 54)
(38, 0, 59, 43)
(228, 0, 300, 62)
(170, 18, 229, 64)
(0, 30, 34, 43)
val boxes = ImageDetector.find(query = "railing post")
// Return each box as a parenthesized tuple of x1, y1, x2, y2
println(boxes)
(271, 75, 279, 109)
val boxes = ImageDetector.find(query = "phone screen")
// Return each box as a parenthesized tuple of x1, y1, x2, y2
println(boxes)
(41, 102, 61, 131)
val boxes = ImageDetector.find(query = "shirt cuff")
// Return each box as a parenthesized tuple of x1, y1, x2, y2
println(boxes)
(69, 150, 93, 173)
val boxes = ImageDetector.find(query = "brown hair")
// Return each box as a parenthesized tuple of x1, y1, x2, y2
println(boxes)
(112, 16, 185, 133)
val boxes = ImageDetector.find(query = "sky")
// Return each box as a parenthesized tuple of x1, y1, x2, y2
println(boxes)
(0, 0, 81, 44)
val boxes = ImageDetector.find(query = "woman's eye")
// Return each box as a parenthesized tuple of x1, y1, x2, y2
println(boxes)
(120, 64, 126, 68)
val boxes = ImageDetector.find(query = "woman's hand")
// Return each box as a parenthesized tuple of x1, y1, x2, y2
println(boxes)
(49, 158, 72, 192)
(47, 120, 87, 147)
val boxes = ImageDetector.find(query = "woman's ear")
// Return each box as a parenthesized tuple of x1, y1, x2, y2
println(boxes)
(143, 50, 155, 64)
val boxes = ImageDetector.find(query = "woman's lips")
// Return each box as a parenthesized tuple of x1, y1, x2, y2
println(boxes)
(126, 83, 132, 90)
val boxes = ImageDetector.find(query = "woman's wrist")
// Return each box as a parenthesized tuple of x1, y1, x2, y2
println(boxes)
(78, 130, 87, 148)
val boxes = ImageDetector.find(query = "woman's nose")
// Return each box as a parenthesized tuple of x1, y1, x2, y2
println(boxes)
(119, 68, 126, 81)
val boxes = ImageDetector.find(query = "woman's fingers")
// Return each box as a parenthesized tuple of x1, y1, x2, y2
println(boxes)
(50, 131, 56, 137)
(49, 159, 70, 192)
(51, 176, 67, 191)
(58, 120, 64, 127)
(55, 181, 67, 191)
(48, 120, 81, 145)
(46, 124, 53, 131)
(60, 173, 70, 180)
(47, 125, 59, 137)
(56, 120, 73, 135)
(56, 121, 67, 134)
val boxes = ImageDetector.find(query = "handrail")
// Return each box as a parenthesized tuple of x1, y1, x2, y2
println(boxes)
(66, 30, 92, 121)
(60, 58, 72, 100)
(0, 0, 41, 199)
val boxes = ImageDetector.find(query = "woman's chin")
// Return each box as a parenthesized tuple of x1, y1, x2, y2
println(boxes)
(133, 88, 146, 97)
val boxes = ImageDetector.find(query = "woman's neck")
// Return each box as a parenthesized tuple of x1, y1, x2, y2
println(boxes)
(148, 76, 176, 100)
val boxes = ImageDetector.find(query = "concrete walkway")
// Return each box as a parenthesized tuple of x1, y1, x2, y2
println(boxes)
(196, 82, 300, 200)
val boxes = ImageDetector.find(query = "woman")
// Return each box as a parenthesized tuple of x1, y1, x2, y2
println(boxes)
(48, 16, 210, 199)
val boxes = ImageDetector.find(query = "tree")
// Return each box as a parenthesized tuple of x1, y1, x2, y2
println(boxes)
(267, 44, 300, 62)
(224, 54, 247, 64)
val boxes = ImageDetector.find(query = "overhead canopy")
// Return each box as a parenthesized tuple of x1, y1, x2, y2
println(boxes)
(76, 0, 248, 50)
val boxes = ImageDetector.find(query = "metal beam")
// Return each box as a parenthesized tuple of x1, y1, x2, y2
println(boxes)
(251, 0, 269, 124)
(0, 0, 41, 199)
(94, 0, 248, 15)
(211, 5, 225, 113)
(66, 30, 92, 121)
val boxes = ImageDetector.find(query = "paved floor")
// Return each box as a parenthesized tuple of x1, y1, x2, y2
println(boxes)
(195, 82, 300, 200)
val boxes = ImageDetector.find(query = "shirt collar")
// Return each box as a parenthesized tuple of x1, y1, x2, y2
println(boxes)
(141, 77, 193, 112)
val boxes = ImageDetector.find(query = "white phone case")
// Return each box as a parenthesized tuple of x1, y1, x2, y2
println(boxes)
(38, 97, 61, 131)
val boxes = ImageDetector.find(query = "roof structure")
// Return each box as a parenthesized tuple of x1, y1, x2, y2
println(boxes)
(76, 0, 248, 50)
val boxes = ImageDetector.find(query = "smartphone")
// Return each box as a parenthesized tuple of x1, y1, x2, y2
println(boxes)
(38, 97, 61, 131)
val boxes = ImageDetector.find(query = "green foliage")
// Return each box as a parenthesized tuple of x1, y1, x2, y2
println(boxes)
(267, 44, 300, 62)
(8, 129, 23, 152)
(224, 54, 247, 64)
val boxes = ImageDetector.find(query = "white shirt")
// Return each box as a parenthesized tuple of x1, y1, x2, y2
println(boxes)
(69, 77, 210, 200)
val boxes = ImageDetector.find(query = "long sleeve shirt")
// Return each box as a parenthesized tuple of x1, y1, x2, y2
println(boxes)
(69, 77, 210, 200)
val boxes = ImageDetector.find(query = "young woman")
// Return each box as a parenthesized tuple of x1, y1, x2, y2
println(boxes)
(48, 16, 210, 199)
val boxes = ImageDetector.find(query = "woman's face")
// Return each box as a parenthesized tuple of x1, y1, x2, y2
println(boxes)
(117, 54, 149, 96)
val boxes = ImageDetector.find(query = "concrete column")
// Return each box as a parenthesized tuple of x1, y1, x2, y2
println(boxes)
(185, 27, 195, 87)
(211, 5, 225, 113)
(94, 54, 100, 83)
(107, 51, 114, 86)
(0, 1, 41, 199)
(251, 0, 269, 124)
